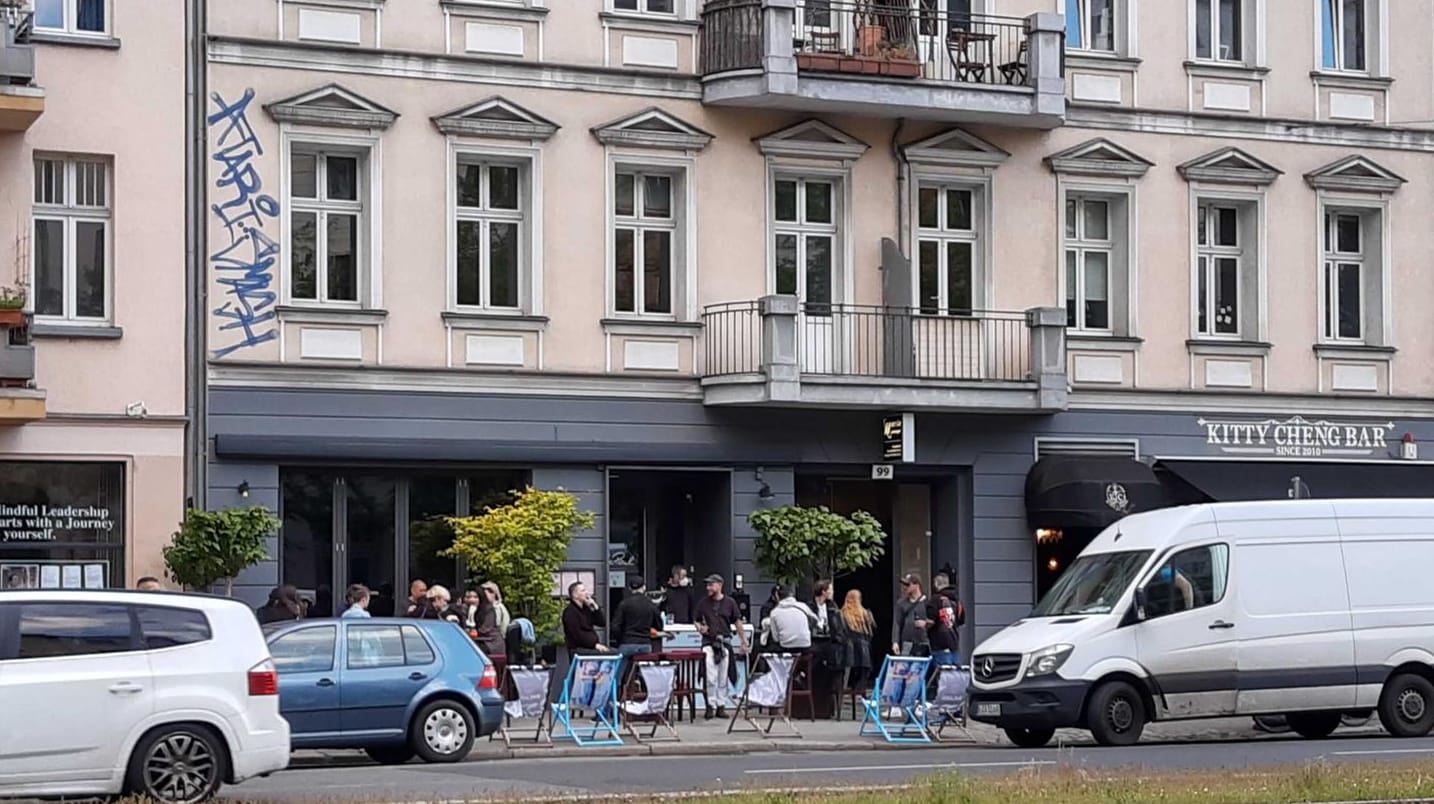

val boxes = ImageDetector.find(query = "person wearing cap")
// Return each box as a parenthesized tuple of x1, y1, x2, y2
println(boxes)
(612, 576, 663, 660)
(892, 573, 930, 657)
(694, 573, 748, 719)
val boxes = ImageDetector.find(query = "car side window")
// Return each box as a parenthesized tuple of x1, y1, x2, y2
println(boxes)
(270, 626, 337, 674)
(16, 603, 136, 659)
(137, 606, 212, 649)
(347, 624, 406, 669)
(401, 625, 435, 666)
(1144, 543, 1230, 620)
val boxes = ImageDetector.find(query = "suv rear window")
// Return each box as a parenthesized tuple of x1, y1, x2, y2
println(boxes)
(136, 605, 212, 648)
(16, 603, 136, 659)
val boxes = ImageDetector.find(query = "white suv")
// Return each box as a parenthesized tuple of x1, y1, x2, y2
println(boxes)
(0, 590, 290, 803)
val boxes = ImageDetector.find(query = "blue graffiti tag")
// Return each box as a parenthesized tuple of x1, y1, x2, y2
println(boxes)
(209, 88, 281, 359)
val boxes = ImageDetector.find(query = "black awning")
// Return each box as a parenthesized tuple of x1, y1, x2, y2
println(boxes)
(1025, 456, 1166, 530)
(1158, 459, 1434, 501)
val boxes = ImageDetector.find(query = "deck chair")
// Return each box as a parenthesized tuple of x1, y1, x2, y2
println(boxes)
(858, 655, 932, 743)
(550, 655, 624, 747)
(621, 661, 679, 742)
(929, 664, 974, 742)
(496, 664, 553, 748)
(728, 652, 801, 738)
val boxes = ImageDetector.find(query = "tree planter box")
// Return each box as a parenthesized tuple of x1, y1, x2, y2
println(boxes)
(0, 308, 28, 328)
(797, 53, 923, 78)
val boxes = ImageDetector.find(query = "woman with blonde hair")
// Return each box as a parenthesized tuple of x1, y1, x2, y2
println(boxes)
(840, 589, 876, 691)
(420, 584, 457, 621)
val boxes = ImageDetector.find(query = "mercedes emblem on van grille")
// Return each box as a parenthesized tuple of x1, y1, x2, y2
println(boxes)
(980, 656, 995, 678)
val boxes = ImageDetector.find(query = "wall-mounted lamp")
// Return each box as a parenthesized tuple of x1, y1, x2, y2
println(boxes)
(1035, 528, 1063, 544)
(238, 481, 250, 499)
(1402, 433, 1419, 461)
(754, 467, 774, 501)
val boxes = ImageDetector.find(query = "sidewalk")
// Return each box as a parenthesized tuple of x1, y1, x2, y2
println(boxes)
(289, 716, 1386, 766)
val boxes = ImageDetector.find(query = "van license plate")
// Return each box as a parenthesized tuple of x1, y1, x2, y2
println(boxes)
(976, 703, 1001, 717)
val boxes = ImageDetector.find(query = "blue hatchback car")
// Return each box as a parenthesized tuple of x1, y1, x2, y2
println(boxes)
(264, 617, 504, 764)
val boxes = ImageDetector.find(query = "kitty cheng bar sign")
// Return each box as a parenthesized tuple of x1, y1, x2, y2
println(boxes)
(1198, 415, 1396, 458)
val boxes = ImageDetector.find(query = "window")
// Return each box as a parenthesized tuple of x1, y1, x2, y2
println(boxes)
(136, 607, 212, 649)
(347, 624, 408, 669)
(289, 149, 366, 305)
(613, 170, 675, 316)
(1143, 544, 1229, 619)
(1064, 197, 1111, 331)
(1321, 0, 1367, 72)
(33, 0, 107, 35)
(401, 626, 436, 665)
(1066, 0, 1115, 51)
(454, 159, 524, 310)
(612, 0, 675, 13)
(16, 604, 134, 659)
(270, 626, 336, 674)
(33, 156, 110, 323)
(1196, 204, 1241, 336)
(917, 184, 978, 316)
(773, 177, 838, 314)
(1323, 210, 1364, 341)
(1195, 0, 1242, 61)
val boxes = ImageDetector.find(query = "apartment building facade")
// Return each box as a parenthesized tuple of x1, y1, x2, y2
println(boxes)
(0, 0, 188, 592)
(202, 0, 1434, 643)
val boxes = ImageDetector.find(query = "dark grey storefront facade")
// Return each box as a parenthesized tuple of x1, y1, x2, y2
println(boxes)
(207, 382, 1434, 647)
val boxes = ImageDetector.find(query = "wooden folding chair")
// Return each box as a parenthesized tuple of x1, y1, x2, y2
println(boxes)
(621, 660, 680, 743)
(728, 652, 802, 738)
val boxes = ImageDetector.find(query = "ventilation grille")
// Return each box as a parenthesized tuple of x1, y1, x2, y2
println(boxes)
(1034, 438, 1139, 460)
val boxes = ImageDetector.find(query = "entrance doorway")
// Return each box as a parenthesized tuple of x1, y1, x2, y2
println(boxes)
(279, 468, 527, 617)
(606, 469, 731, 611)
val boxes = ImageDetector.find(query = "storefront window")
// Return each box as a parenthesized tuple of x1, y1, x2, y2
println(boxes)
(0, 461, 125, 589)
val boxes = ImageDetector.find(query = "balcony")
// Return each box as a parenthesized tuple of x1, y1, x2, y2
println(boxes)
(700, 0, 1065, 128)
(702, 296, 1067, 412)
(0, 311, 43, 423)
(0, 3, 41, 131)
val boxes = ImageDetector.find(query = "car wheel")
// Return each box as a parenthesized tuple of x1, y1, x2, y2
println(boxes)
(1379, 673, 1434, 738)
(1287, 711, 1342, 739)
(125, 724, 227, 804)
(411, 700, 476, 763)
(1086, 680, 1146, 747)
(364, 745, 416, 765)
(1252, 714, 1290, 733)
(1003, 727, 1055, 748)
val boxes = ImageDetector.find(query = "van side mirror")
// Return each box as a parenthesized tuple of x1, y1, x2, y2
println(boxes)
(1133, 587, 1148, 621)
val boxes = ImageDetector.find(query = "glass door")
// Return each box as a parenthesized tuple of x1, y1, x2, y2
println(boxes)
(281, 470, 341, 617)
(342, 476, 398, 616)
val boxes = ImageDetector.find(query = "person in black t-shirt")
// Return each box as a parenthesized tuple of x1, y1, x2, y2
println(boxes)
(693, 573, 748, 719)
(924, 572, 965, 669)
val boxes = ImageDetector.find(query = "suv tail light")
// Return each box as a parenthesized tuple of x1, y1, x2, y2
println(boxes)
(478, 664, 498, 691)
(249, 659, 280, 696)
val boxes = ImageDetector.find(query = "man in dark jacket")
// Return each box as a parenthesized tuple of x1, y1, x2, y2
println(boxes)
(660, 565, 695, 624)
(612, 577, 663, 658)
(924, 572, 965, 668)
(891, 573, 930, 656)
(561, 581, 609, 654)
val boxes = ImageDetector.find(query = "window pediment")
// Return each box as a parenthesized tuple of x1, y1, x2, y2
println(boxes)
(1178, 147, 1281, 186)
(901, 128, 1009, 169)
(432, 97, 559, 141)
(754, 119, 868, 162)
(1045, 138, 1153, 178)
(264, 84, 398, 131)
(592, 107, 713, 152)
(1305, 155, 1405, 194)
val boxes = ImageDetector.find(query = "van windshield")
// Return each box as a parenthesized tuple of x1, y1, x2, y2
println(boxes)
(1030, 550, 1152, 617)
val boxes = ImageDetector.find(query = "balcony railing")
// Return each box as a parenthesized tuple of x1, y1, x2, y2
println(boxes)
(700, 0, 764, 75)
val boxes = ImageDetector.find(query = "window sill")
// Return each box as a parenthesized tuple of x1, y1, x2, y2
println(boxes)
(30, 32, 121, 49)
(602, 318, 701, 337)
(276, 305, 389, 325)
(1313, 342, 1395, 361)
(29, 323, 123, 339)
(1183, 60, 1270, 80)
(1065, 52, 1142, 72)
(441, 0, 549, 21)
(1309, 70, 1394, 90)
(1186, 338, 1271, 357)
(598, 11, 699, 33)
(1068, 333, 1143, 353)
(441, 310, 549, 332)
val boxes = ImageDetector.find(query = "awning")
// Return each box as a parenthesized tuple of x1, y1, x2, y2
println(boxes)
(1025, 456, 1166, 530)
(1157, 459, 1434, 501)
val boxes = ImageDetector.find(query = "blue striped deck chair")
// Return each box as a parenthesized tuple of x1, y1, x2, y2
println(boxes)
(858, 655, 932, 743)
(551, 654, 624, 747)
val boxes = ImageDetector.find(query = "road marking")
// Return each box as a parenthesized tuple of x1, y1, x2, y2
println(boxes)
(1331, 748, 1434, 757)
(745, 760, 1056, 775)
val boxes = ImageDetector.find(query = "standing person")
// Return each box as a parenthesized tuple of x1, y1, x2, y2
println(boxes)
(482, 581, 512, 632)
(891, 574, 930, 657)
(561, 582, 609, 655)
(660, 565, 695, 625)
(403, 579, 429, 617)
(135, 576, 163, 591)
(612, 576, 663, 664)
(810, 580, 847, 718)
(694, 574, 748, 720)
(256, 585, 305, 624)
(420, 584, 456, 620)
(841, 589, 877, 691)
(341, 584, 372, 618)
(925, 572, 966, 668)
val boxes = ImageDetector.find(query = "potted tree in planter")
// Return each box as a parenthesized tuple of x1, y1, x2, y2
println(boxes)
(749, 504, 887, 593)
(163, 505, 279, 596)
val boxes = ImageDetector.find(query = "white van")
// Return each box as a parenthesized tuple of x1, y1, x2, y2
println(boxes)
(968, 499, 1434, 748)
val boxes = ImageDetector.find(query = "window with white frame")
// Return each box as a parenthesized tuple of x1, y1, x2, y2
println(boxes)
(1194, 0, 1242, 61)
(1320, 0, 1369, 72)
(1064, 197, 1111, 331)
(33, 0, 108, 35)
(613, 170, 678, 316)
(1322, 209, 1365, 341)
(454, 157, 526, 310)
(773, 176, 839, 313)
(1195, 203, 1241, 337)
(33, 156, 110, 323)
(1066, 0, 1115, 52)
(611, 0, 676, 14)
(288, 148, 367, 305)
(917, 183, 979, 316)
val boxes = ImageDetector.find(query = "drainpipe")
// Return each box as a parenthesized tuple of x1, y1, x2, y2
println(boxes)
(891, 117, 907, 263)
(183, 0, 208, 510)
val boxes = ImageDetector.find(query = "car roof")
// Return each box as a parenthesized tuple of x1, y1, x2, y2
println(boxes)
(0, 589, 253, 613)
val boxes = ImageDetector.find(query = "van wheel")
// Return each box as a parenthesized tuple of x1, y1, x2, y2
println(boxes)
(1003, 727, 1055, 748)
(1087, 680, 1146, 746)
(364, 746, 415, 765)
(411, 700, 476, 763)
(1379, 673, 1434, 737)
(125, 724, 227, 804)
(1287, 711, 1341, 739)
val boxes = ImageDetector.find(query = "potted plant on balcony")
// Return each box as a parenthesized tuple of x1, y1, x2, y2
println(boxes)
(0, 279, 27, 328)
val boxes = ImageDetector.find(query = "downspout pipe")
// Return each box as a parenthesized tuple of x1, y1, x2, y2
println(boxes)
(183, 0, 208, 511)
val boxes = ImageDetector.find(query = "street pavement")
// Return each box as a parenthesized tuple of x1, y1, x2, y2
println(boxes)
(227, 718, 1434, 801)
